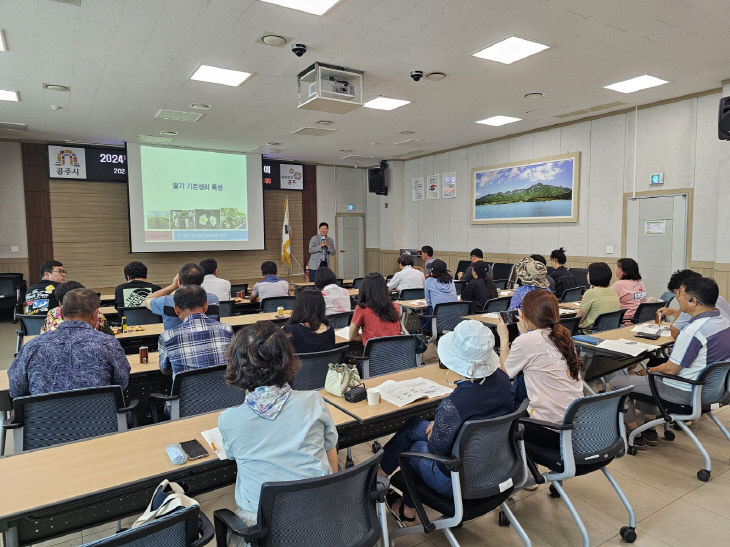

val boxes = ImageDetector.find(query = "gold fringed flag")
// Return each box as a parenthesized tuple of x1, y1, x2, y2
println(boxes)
(281, 198, 292, 268)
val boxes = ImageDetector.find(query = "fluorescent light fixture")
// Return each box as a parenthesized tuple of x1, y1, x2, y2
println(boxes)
(190, 65, 252, 86)
(472, 36, 549, 64)
(260, 0, 341, 16)
(604, 74, 669, 93)
(476, 115, 522, 126)
(363, 97, 411, 111)
(0, 89, 19, 102)
(0, 30, 7, 51)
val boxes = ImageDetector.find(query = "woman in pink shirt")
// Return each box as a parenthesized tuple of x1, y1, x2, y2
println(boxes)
(611, 258, 647, 323)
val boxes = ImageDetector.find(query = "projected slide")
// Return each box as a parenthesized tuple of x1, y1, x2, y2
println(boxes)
(140, 146, 248, 242)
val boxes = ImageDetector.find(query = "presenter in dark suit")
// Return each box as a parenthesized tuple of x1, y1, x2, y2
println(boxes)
(307, 222, 336, 281)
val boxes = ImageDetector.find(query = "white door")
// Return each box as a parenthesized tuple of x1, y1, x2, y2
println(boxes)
(625, 194, 688, 299)
(336, 214, 365, 279)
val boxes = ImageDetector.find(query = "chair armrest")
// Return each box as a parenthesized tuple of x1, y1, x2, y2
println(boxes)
(149, 392, 179, 402)
(518, 417, 574, 431)
(191, 511, 215, 547)
(213, 509, 265, 546)
(349, 355, 367, 361)
(398, 451, 460, 471)
(523, 450, 546, 485)
(117, 398, 139, 413)
(2, 420, 22, 429)
(645, 372, 701, 422)
(648, 371, 703, 386)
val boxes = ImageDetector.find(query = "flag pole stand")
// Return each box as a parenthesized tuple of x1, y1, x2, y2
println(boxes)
(285, 225, 307, 278)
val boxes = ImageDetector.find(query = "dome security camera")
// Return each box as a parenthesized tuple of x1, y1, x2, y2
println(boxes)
(292, 43, 307, 57)
(410, 70, 424, 82)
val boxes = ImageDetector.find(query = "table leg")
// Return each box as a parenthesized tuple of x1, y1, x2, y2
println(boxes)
(400, 307, 409, 335)
(4, 525, 18, 547)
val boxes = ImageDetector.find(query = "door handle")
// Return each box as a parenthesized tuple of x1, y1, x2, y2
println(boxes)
(340, 250, 345, 253)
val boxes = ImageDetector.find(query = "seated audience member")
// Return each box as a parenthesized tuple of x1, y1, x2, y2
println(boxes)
(461, 260, 498, 313)
(114, 261, 161, 309)
(498, 290, 583, 447)
(282, 288, 335, 353)
(218, 323, 338, 534)
(249, 261, 290, 304)
(509, 257, 550, 311)
(41, 281, 113, 334)
(576, 262, 621, 330)
(548, 247, 578, 298)
(380, 320, 514, 526)
(25, 260, 66, 315)
(200, 258, 232, 301)
(611, 257, 647, 323)
(145, 263, 220, 329)
(9, 288, 130, 397)
(350, 273, 401, 346)
(158, 285, 233, 377)
(611, 277, 730, 447)
(314, 266, 351, 315)
(423, 259, 458, 335)
(530, 254, 556, 293)
(415, 245, 435, 277)
(387, 254, 425, 292)
(457, 248, 484, 282)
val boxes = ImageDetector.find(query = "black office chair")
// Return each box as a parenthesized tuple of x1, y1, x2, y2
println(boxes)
(560, 286, 583, 303)
(483, 296, 512, 313)
(425, 301, 471, 342)
(214, 452, 388, 547)
(491, 263, 515, 286)
(326, 310, 353, 328)
(336, 278, 344, 287)
(292, 347, 349, 390)
(627, 362, 730, 482)
(399, 288, 425, 300)
(493, 279, 510, 290)
(3, 386, 137, 454)
(390, 401, 531, 546)
(356, 335, 419, 379)
(82, 505, 213, 547)
(453, 280, 464, 296)
(570, 267, 589, 288)
(218, 301, 235, 317)
(119, 307, 163, 326)
(0, 273, 25, 321)
(230, 283, 248, 297)
(586, 309, 627, 333)
(150, 365, 245, 421)
(631, 301, 664, 323)
(352, 277, 365, 290)
(559, 316, 581, 335)
(15, 313, 46, 353)
(521, 387, 637, 545)
(259, 296, 296, 313)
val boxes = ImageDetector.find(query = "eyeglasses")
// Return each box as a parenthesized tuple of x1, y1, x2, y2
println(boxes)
(52, 269, 66, 274)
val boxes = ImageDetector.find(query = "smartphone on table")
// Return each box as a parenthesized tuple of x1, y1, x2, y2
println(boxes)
(180, 439, 209, 460)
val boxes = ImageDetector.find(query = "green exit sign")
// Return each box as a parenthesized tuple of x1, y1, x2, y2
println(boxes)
(650, 173, 664, 185)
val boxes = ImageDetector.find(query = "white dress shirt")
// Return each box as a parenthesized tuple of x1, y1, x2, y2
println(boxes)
(202, 274, 232, 301)
(387, 265, 425, 292)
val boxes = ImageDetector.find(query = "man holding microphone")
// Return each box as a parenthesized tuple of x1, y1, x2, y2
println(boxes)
(307, 222, 336, 281)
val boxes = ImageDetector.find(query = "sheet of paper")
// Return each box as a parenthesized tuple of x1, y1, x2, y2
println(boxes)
(558, 308, 576, 315)
(481, 312, 499, 318)
(375, 377, 452, 408)
(410, 299, 426, 305)
(596, 338, 660, 357)
(334, 326, 351, 340)
(201, 427, 227, 460)
(630, 323, 671, 337)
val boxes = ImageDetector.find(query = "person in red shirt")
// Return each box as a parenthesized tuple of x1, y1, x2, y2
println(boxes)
(349, 272, 401, 346)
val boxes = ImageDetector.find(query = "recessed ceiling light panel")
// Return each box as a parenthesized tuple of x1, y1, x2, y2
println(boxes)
(363, 97, 411, 111)
(315, 120, 333, 125)
(473, 36, 549, 64)
(0, 121, 27, 131)
(476, 115, 522, 126)
(190, 65, 252, 86)
(43, 83, 70, 92)
(260, 0, 341, 16)
(189, 103, 212, 110)
(604, 75, 669, 93)
(154, 109, 203, 122)
(524, 92, 543, 99)
(260, 34, 288, 47)
(160, 130, 178, 136)
(0, 89, 19, 102)
(425, 72, 446, 81)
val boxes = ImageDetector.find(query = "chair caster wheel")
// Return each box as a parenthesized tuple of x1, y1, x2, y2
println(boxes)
(663, 430, 675, 441)
(627, 445, 638, 456)
(548, 484, 560, 498)
(697, 469, 710, 482)
(371, 441, 382, 453)
(673, 423, 682, 431)
(620, 526, 637, 543)
(498, 511, 510, 527)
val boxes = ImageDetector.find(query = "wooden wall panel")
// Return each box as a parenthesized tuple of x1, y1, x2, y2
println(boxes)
(21, 143, 53, 279)
(301, 165, 317, 265)
(0, 258, 30, 281)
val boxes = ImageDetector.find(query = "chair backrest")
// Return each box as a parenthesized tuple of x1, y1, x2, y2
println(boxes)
(0, 278, 16, 299)
(632, 301, 664, 323)
(592, 309, 626, 332)
(492, 279, 509, 290)
(255, 451, 384, 547)
(484, 296, 511, 313)
(230, 283, 248, 296)
(362, 335, 419, 378)
(659, 291, 674, 306)
(455, 260, 471, 276)
(452, 400, 528, 500)
(218, 301, 235, 317)
(560, 286, 583, 303)
(11, 386, 127, 452)
(433, 301, 471, 333)
(399, 288, 425, 300)
(559, 316, 581, 335)
(697, 362, 730, 406)
(17, 314, 46, 335)
(260, 296, 296, 313)
(570, 268, 589, 288)
(453, 280, 464, 296)
(171, 365, 245, 419)
(292, 347, 349, 390)
(326, 311, 353, 328)
(491, 263, 514, 283)
(336, 278, 344, 287)
(119, 307, 163, 326)
(352, 277, 364, 289)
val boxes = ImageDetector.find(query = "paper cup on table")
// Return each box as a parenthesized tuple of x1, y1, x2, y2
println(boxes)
(367, 388, 380, 406)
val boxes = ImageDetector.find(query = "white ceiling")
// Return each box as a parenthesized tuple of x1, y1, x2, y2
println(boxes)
(1, 0, 730, 166)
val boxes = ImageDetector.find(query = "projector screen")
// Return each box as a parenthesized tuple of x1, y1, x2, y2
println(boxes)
(127, 144, 264, 252)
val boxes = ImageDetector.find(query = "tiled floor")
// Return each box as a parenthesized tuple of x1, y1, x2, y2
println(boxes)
(3, 318, 730, 546)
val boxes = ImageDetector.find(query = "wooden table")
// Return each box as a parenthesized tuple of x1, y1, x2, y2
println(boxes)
(99, 293, 115, 305)
(464, 305, 577, 327)
(100, 306, 118, 316)
(291, 279, 354, 289)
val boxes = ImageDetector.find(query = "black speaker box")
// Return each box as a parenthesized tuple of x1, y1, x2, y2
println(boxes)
(719, 96, 730, 140)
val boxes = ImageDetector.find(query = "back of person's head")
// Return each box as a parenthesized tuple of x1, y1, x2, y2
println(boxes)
(173, 285, 208, 311)
(123, 261, 148, 280)
(55, 281, 84, 305)
(470, 248, 483, 259)
(40, 260, 63, 278)
(397, 254, 414, 267)
(178, 263, 205, 286)
(421, 245, 433, 258)
(289, 288, 327, 331)
(473, 260, 490, 280)
(521, 290, 583, 380)
(429, 259, 452, 284)
(530, 254, 547, 266)
(225, 322, 299, 392)
(261, 261, 278, 276)
(358, 272, 399, 323)
(314, 266, 337, 289)
(550, 247, 567, 265)
(587, 262, 612, 288)
(684, 277, 719, 308)
(199, 258, 218, 276)
(667, 269, 702, 291)
(515, 256, 549, 288)
(61, 288, 100, 320)
(617, 258, 641, 280)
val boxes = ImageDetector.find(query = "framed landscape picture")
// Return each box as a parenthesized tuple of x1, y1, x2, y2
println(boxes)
(471, 152, 580, 224)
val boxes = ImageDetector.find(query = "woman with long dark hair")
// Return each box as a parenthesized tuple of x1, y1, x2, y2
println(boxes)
(611, 257, 648, 323)
(349, 272, 401, 346)
(282, 288, 335, 353)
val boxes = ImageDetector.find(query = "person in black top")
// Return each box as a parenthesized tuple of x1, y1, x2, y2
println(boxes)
(461, 260, 498, 313)
(457, 248, 484, 284)
(282, 288, 335, 354)
(548, 247, 577, 298)
(25, 260, 66, 315)
(114, 261, 161, 310)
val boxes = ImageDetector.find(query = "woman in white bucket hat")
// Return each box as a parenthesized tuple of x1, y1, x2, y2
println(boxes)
(380, 320, 514, 526)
